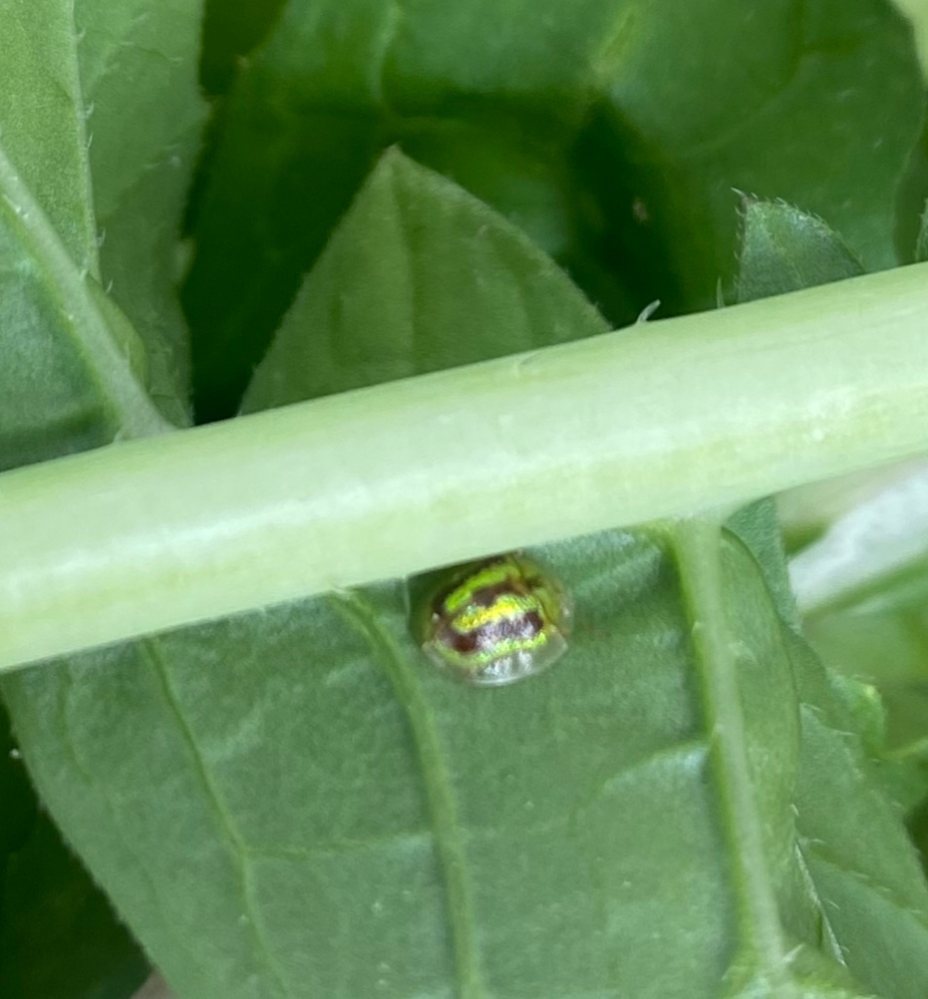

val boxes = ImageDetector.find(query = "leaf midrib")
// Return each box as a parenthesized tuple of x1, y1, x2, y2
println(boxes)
(55, 667, 215, 990)
(673, 518, 799, 996)
(0, 138, 169, 439)
(144, 639, 293, 999)
(329, 589, 485, 999)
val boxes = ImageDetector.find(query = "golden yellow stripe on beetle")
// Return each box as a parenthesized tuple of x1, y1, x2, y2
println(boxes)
(443, 563, 515, 614)
(455, 593, 539, 633)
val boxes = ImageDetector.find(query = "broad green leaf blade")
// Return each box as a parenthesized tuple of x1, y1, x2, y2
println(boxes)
(0, 0, 99, 272)
(183, 0, 920, 418)
(79, 0, 206, 416)
(593, 0, 919, 309)
(241, 150, 609, 412)
(4, 618, 455, 999)
(0, 0, 205, 429)
(0, 0, 205, 466)
(736, 200, 865, 304)
(726, 499, 801, 630)
(0, 147, 168, 468)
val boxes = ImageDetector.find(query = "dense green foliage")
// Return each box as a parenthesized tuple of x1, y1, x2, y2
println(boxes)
(2, 2, 928, 998)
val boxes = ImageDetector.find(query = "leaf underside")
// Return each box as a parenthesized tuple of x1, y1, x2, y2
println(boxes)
(6, 152, 928, 999)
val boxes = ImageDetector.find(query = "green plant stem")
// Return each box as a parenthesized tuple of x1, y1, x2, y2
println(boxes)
(673, 518, 797, 995)
(3, 264, 928, 672)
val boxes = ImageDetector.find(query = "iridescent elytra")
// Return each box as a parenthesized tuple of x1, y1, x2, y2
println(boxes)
(413, 552, 572, 686)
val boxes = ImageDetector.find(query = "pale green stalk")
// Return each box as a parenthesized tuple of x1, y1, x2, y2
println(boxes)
(3, 264, 928, 672)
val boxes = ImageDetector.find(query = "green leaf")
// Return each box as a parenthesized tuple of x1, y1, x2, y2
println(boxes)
(80, 0, 207, 416)
(183, 0, 390, 419)
(726, 499, 800, 630)
(241, 150, 609, 412)
(184, 0, 920, 418)
(590, 0, 918, 304)
(0, 703, 147, 999)
(0, 1, 97, 269)
(0, 0, 205, 443)
(736, 199, 865, 304)
(786, 629, 928, 995)
(10, 147, 928, 999)
(0, 148, 165, 468)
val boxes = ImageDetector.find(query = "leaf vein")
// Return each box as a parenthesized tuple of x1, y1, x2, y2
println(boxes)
(674, 520, 799, 995)
(329, 590, 486, 999)
(142, 639, 293, 999)
(55, 667, 212, 988)
(0, 139, 169, 437)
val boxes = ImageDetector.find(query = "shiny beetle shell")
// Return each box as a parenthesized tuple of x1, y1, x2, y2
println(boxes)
(415, 553, 571, 686)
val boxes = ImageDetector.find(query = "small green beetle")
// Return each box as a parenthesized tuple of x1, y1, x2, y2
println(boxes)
(413, 553, 571, 686)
